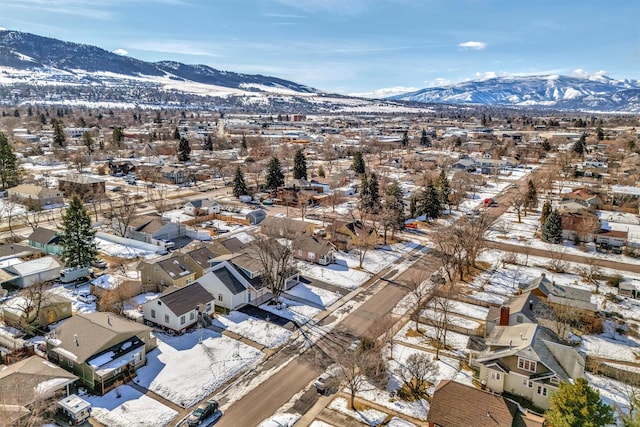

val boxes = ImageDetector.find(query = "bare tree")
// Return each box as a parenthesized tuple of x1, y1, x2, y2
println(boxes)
(509, 191, 526, 223)
(577, 258, 603, 294)
(6, 282, 53, 335)
(253, 235, 295, 308)
(109, 192, 138, 237)
(395, 352, 439, 401)
(403, 271, 433, 331)
(20, 204, 44, 231)
(351, 219, 378, 269)
(338, 342, 385, 410)
(546, 243, 567, 273)
(428, 289, 455, 360)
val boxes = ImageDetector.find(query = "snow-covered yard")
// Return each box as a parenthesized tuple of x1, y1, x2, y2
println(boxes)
(213, 311, 292, 349)
(394, 321, 470, 355)
(134, 329, 263, 408)
(85, 385, 177, 427)
(286, 282, 342, 309)
(260, 296, 322, 325)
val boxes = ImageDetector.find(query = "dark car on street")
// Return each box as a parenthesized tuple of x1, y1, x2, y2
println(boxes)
(187, 400, 219, 426)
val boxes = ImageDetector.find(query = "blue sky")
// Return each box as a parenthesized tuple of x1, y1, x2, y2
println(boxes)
(1, 0, 638, 96)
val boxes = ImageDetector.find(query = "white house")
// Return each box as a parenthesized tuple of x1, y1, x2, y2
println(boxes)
(183, 199, 221, 216)
(142, 282, 215, 333)
(195, 261, 249, 311)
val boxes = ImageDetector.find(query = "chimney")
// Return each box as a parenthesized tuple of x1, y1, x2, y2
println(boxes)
(107, 313, 112, 326)
(520, 333, 525, 340)
(74, 334, 79, 346)
(529, 299, 534, 310)
(499, 306, 510, 326)
(540, 272, 545, 278)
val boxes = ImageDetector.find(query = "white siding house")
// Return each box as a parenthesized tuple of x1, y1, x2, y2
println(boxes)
(142, 282, 215, 333)
(195, 261, 248, 311)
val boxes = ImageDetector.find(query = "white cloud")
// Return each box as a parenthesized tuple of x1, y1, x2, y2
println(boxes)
(571, 68, 608, 79)
(0, 27, 7, 31)
(424, 77, 451, 87)
(113, 48, 128, 56)
(347, 86, 419, 99)
(458, 41, 487, 50)
(475, 71, 497, 80)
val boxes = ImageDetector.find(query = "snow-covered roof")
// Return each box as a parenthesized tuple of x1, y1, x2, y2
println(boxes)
(6, 256, 62, 276)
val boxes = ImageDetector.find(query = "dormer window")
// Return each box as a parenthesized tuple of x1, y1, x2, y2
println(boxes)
(518, 357, 537, 372)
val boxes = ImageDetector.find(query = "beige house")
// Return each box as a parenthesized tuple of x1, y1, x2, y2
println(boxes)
(138, 252, 198, 291)
(7, 184, 63, 208)
(46, 312, 156, 395)
(2, 290, 72, 331)
(472, 323, 585, 410)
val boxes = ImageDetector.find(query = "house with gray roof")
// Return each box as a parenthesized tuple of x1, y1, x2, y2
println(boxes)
(142, 282, 215, 333)
(46, 312, 156, 395)
(1, 256, 63, 288)
(523, 273, 596, 319)
(471, 323, 585, 410)
(27, 226, 61, 255)
(138, 252, 198, 291)
(195, 261, 249, 310)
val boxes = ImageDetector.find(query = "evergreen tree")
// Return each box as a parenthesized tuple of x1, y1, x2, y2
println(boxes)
(573, 133, 586, 156)
(525, 179, 538, 210)
(367, 172, 380, 213)
(435, 169, 451, 210)
(401, 131, 409, 148)
(58, 196, 97, 269)
(318, 165, 326, 178)
(383, 180, 406, 233)
(293, 148, 307, 180)
(359, 173, 370, 212)
(177, 137, 191, 162)
(203, 134, 213, 151)
(53, 120, 66, 147)
(0, 132, 20, 189)
(173, 127, 181, 140)
(240, 134, 248, 154)
(540, 199, 552, 226)
(232, 165, 249, 198)
(83, 132, 94, 154)
(542, 139, 552, 151)
(596, 126, 604, 141)
(265, 156, 284, 192)
(112, 127, 124, 148)
(420, 129, 431, 147)
(416, 183, 441, 221)
(541, 208, 563, 243)
(547, 378, 614, 427)
(351, 151, 365, 174)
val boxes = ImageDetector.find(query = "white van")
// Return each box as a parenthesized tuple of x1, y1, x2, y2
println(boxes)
(57, 394, 91, 425)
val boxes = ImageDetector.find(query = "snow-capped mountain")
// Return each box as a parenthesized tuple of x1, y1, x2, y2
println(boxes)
(390, 75, 640, 112)
(0, 29, 427, 113)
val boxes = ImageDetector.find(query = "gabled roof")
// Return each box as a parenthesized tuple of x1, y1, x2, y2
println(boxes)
(0, 355, 78, 406)
(427, 380, 518, 427)
(7, 184, 51, 197)
(28, 227, 59, 245)
(211, 263, 247, 295)
(183, 246, 217, 270)
(6, 256, 63, 276)
(156, 283, 214, 316)
(157, 254, 194, 279)
(49, 312, 152, 364)
(296, 236, 334, 256)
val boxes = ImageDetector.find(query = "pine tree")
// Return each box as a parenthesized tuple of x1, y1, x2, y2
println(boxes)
(203, 134, 213, 151)
(318, 165, 326, 178)
(173, 127, 181, 140)
(420, 129, 431, 147)
(525, 179, 538, 210)
(240, 134, 248, 154)
(540, 199, 552, 226)
(59, 195, 97, 268)
(547, 378, 614, 427)
(573, 133, 586, 156)
(0, 132, 20, 189)
(232, 165, 249, 198)
(366, 172, 381, 213)
(359, 173, 370, 212)
(596, 126, 604, 141)
(83, 132, 94, 154)
(351, 151, 365, 174)
(112, 127, 124, 148)
(383, 180, 406, 233)
(542, 139, 552, 151)
(265, 156, 284, 192)
(416, 183, 441, 221)
(435, 169, 451, 210)
(53, 120, 66, 147)
(541, 208, 563, 243)
(401, 131, 409, 148)
(177, 137, 191, 162)
(293, 148, 307, 180)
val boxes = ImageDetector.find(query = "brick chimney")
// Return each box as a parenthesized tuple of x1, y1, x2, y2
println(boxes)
(499, 306, 510, 326)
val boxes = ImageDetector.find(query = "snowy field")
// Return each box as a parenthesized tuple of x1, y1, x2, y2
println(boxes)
(286, 282, 342, 309)
(85, 385, 177, 427)
(96, 236, 159, 259)
(260, 296, 322, 325)
(394, 321, 470, 356)
(213, 311, 292, 349)
(328, 397, 388, 426)
(134, 329, 263, 408)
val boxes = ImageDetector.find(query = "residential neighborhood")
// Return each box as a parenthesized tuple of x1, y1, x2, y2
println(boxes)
(1, 103, 639, 427)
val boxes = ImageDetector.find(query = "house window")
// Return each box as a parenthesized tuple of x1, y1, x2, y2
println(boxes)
(309, 252, 315, 260)
(550, 377, 559, 385)
(180, 315, 185, 325)
(491, 371, 501, 380)
(190, 312, 195, 320)
(164, 314, 170, 323)
(518, 358, 537, 372)
(537, 386, 548, 397)
(516, 315, 523, 323)
(67, 359, 73, 368)
(186, 279, 192, 284)
(151, 309, 156, 319)
(298, 249, 303, 257)
(206, 303, 212, 312)
(522, 378, 533, 387)
(218, 294, 223, 302)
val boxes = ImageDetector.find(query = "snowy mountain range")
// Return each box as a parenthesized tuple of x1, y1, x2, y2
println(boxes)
(390, 75, 640, 113)
(0, 30, 422, 113)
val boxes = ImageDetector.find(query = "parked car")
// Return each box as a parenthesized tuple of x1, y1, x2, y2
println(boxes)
(187, 399, 219, 426)
(77, 291, 96, 304)
(314, 364, 342, 395)
(161, 239, 176, 249)
(110, 186, 122, 192)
